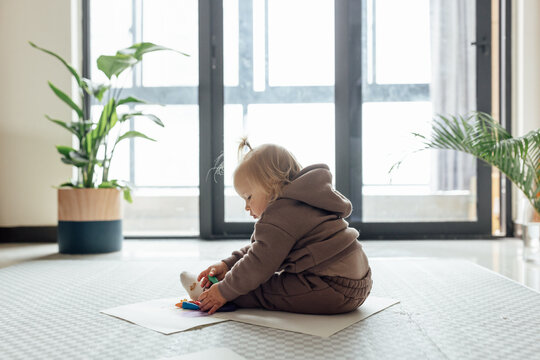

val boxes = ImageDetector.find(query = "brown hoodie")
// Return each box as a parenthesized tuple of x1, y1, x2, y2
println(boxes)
(217, 164, 370, 302)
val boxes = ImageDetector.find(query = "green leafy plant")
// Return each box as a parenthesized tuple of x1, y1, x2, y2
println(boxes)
(392, 112, 540, 214)
(30, 41, 187, 202)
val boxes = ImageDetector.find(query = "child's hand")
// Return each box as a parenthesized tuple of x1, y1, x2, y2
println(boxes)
(197, 261, 228, 289)
(198, 285, 227, 315)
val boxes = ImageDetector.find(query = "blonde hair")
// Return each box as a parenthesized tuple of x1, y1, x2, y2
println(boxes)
(234, 137, 302, 201)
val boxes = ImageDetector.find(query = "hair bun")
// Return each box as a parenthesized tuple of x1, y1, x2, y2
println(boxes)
(238, 136, 253, 160)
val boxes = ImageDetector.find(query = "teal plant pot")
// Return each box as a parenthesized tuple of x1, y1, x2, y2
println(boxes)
(58, 220, 122, 254)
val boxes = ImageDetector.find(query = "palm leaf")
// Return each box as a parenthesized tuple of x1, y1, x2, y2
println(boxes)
(396, 112, 540, 214)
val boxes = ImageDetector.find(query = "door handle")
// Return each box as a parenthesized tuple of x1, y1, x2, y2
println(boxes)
(471, 37, 490, 55)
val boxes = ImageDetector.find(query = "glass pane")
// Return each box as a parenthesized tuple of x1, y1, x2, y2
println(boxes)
(90, 0, 133, 86)
(268, 0, 334, 86)
(361, 0, 477, 222)
(134, 105, 198, 187)
(362, 102, 432, 188)
(129, 105, 199, 235)
(223, 0, 335, 222)
(104, 106, 199, 236)
(142, 0, 198, 87)
(373, 0, 431, 84)
(224, 0, 240, 86)
(90, 1, 199, 236)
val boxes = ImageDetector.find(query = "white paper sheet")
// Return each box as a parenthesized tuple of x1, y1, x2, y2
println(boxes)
(158, 348, 246, 360)
(101, 296, 398, 337)
(212, 296, 399, 337)
(100, 297, 227, 334)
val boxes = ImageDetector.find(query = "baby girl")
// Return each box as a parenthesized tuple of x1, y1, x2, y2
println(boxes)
(181, 139, 372, 315)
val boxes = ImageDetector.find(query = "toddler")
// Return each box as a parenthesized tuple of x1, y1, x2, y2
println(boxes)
(182, 139, 372, 315)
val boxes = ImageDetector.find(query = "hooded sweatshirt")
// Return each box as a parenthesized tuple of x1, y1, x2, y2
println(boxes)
(217, 164, 370, 302)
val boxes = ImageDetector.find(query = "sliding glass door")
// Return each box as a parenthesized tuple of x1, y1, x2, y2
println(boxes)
(206, 0, 492, 238)
(338, 0, 492, 237)
(361, 0, 476, 222)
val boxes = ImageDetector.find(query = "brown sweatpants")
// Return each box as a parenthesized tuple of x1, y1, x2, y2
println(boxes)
(231, 268, 373, 314)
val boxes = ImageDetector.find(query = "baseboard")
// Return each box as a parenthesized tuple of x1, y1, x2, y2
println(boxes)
(0, 226, 57, 242)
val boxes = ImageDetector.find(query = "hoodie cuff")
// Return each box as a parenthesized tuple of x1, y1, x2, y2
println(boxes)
(221, 255, 239, 271)
(215, 282, 239, 302)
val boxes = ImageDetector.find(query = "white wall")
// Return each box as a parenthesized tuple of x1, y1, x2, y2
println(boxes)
(512, 0, 540, 224)
(0, 0, 77, 226)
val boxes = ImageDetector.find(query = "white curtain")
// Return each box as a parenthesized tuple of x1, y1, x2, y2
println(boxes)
(430, 0, 476, 191)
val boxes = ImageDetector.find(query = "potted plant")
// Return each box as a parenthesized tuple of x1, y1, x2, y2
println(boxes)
(30, 41, 186, 254)
(392, 111, 540, 262)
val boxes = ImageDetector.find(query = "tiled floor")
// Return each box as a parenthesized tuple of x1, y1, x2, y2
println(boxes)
(1, 238, 540, 291)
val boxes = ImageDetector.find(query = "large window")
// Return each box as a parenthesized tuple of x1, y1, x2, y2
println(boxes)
(87, 0, 503, 238)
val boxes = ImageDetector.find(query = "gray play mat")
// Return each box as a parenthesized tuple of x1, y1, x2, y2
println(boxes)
(1, 258, 539, 359)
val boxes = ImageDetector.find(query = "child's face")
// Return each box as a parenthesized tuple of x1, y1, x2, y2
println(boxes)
(234, 176, 270, 220)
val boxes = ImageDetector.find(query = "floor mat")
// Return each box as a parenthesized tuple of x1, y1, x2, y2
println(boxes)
(1, 258, 539, 359)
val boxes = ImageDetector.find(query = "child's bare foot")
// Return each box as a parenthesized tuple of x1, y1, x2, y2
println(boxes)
(180, 271, 204, 300)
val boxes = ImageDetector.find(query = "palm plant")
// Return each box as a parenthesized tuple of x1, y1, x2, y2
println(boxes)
(30, 41, 187, 202)
(392, 112, 540, 215)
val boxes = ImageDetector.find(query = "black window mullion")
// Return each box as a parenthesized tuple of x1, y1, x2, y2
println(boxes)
(82, 0, 90, 119)
(474, 0, 494, 235)
(213, 0, 258, 237)
(502, 0, 513, 236)
(335, 0, 362, 206)
(199, 0, 223, 238)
